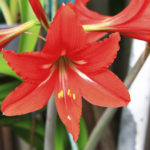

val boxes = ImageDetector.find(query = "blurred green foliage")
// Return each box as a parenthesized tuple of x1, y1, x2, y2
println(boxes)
(18, 0, 43, 52)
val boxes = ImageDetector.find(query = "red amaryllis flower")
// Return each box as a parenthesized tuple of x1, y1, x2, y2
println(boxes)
(0, 20, 35, 51)
(1, 5, 130, 141)
(29, 0, 106, 42)
(69, 0, 150, 41)
(29, 0, 49, 29)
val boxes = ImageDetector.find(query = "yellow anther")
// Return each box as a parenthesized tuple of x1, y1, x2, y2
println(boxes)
(72, 93, 76, 100)
(67, 89, 72, 97)
(60, 90, 63, 98)
(67, 89, 71, 95)
(58, 90, 64, 99)
(58, 93, 61, 99)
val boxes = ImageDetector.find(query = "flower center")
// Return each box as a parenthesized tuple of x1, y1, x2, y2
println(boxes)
(55, 57, 77, 104)
(56, 56, 75, 80)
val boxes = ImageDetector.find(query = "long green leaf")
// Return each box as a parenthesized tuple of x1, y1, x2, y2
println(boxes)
(0, 53, 21, 79)
(18, 0, 44, 52)
(13, 116, 71, 150)
(0, 80, 21, 100)
(77, 117, 88, 150)
(0, 114, 29, 125)
(55, 118, 70, 150)
(13, 118, 44, 150)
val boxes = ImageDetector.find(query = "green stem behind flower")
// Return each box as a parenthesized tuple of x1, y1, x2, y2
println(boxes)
(44, 1, 58, 150)
(44, 0, 49, 17)
(9, 0, 19, 23)
(52, 0, 57, 19)
(0, 0, 14, 24)
(124, 43, 150, 88)
(44, 94, 57, 150)
(30, 115, 36, 150)
(84, 43, 150, 150)
(24, 31, 46, 41)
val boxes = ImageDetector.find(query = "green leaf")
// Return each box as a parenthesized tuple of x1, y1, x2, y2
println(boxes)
(12, 118, 45, 150)
(18, 0, 44, 52)
(0, 80, 21, 100)
(11, 116, 70, 150)
(77, 117, 88, 150)
(0, 53, 21, 80)
(55, 117, 71, 150)
(0, 114, 29, 126)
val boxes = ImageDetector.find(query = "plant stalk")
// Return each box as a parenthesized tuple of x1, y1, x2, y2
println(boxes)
(44, 0, 57, 149)
(24, 32, 46, 41)
(44, 94, 57, 150)
(51, 0, 57, 20)
(9, 0, 18, 23)
(84, 43, 150, 150)
(30, 114, 36, 150)
(0, 0, 13, 25)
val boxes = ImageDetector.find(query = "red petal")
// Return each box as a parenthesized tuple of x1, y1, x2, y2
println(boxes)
(73, 0, 144, 25)
(29, 0, 49, 29)
(77, 69, 130, 107)
(69, 33, 120, 75)
(76, 0, 90, 5)
(103, 0, 150, 41)
(42, 5, 87, 56)
(121, 32, 150, 41)
(86, 32, 107, 43)
(66, 2, 107, 43)
(54, 68, 82, 141)
(105, 0, 146, 26)
(73, 0, 150, 41)
(2, 49, 52, 82)
(68, 1, 109, 25)
(1, 71, 57, 116)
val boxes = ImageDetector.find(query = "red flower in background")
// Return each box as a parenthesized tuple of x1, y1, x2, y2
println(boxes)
(29, 0, 106, 42)
(0, 21, 35, 51)
(29, 0, 49, 29)
(1, 5, 130, 141)
(69, 0, 150, 41)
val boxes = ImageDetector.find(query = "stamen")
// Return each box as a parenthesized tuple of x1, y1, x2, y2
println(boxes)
(58, 90, 64, 99)
(67, 89, 71, 96)
(72, 93, 76, 100)
(58, 93, 61, 99)
(59, 57, 67, 80)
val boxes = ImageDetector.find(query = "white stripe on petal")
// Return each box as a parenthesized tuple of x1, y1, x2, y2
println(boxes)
(74, 68, 95, 83)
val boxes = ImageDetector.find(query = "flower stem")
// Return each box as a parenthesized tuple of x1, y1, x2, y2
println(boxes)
(44, 0, 57, 149)
(51, 0, 57, 19)
(24, 32, 46, 41)
(44, 0, 49, 16)
(30, 114, 36, 150)
(9, 0, 19, 23)
(0, 0, 14, 25)
(84, 43, 150, 150)
(44, 94, 57, 150)
(124, 42, 150, 88)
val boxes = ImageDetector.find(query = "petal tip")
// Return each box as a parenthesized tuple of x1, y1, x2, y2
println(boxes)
(109, 32, 121, 41)
(69, 124, 80, 142)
